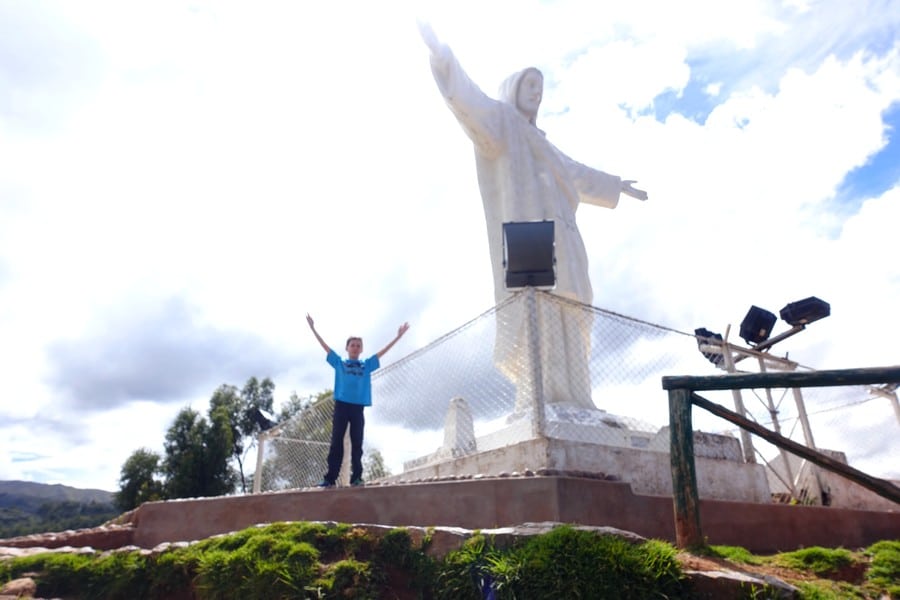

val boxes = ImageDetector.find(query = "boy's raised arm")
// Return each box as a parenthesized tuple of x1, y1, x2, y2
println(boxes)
(376, 322, 410, 358)
(306, 314, 331, 354)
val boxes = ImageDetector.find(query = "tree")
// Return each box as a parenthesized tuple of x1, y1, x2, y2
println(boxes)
(116, 377, 274, 504)
(363, 449, 391, 481)
(206, 403, 239, 496)
(237, 377, 275, 491)
(162, 408, 204, 499)
(208, 377, 276, 493)
(114, 448, 164, 511)
(208, 384, 244, 490)
(162, 406, 237, 499)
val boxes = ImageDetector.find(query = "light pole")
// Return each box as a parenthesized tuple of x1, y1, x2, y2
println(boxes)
(695, 297, 831, 502)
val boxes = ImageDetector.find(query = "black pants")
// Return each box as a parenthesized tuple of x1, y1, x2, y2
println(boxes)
(323, 400, 365, 484)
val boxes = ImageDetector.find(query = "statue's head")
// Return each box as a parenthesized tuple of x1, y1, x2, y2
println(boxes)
(499, 67, 543, 125)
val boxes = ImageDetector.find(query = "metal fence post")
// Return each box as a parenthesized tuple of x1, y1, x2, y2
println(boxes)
(253, 433, 267, 494)
(525, 287, 546, 438)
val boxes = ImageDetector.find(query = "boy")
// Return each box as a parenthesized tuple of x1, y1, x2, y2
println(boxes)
(306, 314, 409, 487)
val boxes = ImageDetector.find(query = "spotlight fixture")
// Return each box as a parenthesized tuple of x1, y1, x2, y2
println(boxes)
(780, 297, 830, 326)
(252, 407, 277, 432)
(502, 221, 556, 289)
(694, 327, 725, 366)
(739, 305, 777, 346)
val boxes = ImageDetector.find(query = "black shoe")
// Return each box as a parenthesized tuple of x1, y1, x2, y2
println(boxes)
(350, 478, 365, 487)
(316, 480, 335, 488)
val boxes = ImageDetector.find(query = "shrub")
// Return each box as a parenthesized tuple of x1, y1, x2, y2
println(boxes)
(774, 546, 857, 577)
(12, 552, 94, 598)
(373, 527, 436, 596)
(435, 527, 686, 600)
(865, 540, 900, 597)
(194, 536, 318, 599)
(318, 558, 376, 598)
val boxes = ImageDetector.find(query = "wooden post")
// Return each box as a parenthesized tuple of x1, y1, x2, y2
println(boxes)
(669, 387, 703, 549)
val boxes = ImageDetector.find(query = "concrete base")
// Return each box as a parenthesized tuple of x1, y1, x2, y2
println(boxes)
(400, 404, 772, 503)
(393, 437, 772, 503)
(128, 476, 899, 553)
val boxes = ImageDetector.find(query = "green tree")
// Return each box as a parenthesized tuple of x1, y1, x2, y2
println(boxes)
(114, 447, 164, 511)
(208, 377, 276, 493)
(363, 449, 391, 481)
(206, 403, 239, 495)
(162, 406, 237, 499)
(162, 408, 205, 499)
(208, 384, 245, 490)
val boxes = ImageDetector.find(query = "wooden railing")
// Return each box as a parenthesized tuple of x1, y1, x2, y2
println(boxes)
(662, 366, 900, 549)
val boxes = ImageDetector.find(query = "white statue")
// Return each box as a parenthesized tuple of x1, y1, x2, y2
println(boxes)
(420, 23, 647, 411)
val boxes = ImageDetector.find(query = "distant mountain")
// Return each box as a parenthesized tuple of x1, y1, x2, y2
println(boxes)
(0, 480, 113, 508)
(0, 480, 117, 538)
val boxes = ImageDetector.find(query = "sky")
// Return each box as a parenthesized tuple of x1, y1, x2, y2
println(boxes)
(1, 0, 898, 492)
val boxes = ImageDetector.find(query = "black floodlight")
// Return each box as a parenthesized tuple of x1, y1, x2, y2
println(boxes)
(252, 407, 277, 431)
(739, 305, 777, 345)
(780, 297, 830, 326)
(503, 221, 556, 289)
(694, 327, 725, 366)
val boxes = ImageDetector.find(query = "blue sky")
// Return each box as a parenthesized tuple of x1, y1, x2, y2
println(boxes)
(1, 0, 898, 490)
(837, 102, 900, 201)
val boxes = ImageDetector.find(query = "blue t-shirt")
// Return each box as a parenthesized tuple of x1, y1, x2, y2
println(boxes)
(326, 349, 380, 406)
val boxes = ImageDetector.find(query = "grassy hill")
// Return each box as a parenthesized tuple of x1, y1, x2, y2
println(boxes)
(0, 480, 117, 538)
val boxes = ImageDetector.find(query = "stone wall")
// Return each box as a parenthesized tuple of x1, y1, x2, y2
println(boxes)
(122, 476, 900, 553)
(3, 476, 895, 555)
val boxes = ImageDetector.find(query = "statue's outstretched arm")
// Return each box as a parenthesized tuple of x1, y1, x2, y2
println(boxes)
(418, 19, 452, 76)
(417, 20, 502, 157)
(418, 20, 442, 57)
(557, 148, 648, 207)
(621, 180, 648, 201)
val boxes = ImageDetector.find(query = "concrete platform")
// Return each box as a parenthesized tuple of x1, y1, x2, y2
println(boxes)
(130, 476, 899, 553)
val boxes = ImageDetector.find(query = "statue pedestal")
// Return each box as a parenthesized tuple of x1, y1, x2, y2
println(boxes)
(395, 400, 770, 502)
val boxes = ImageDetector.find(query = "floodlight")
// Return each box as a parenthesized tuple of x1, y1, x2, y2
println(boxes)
(694, 327, 725, 366)
(739, 305, 777, 346)
(780, 297, 830, 326)
(503, 221, 556, 289)
(252, 407, 277, 431)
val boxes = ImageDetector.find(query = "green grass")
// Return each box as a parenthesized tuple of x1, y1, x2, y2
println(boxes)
(710, 540, 900, 599)
(1, 524, 897, 599)
(773, 546, 857, 577)
(864, 540, 900, 597)
(0, 522, 431, 599)
(436, 526, 687, 599)
(707, 544, 763, 565)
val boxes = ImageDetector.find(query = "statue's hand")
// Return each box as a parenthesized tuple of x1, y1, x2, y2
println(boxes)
(622, 180, 648, 201)
(417, 19, 442, 55)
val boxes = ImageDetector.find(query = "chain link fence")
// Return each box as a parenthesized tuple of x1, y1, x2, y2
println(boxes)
(255, 290, 899, 504)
